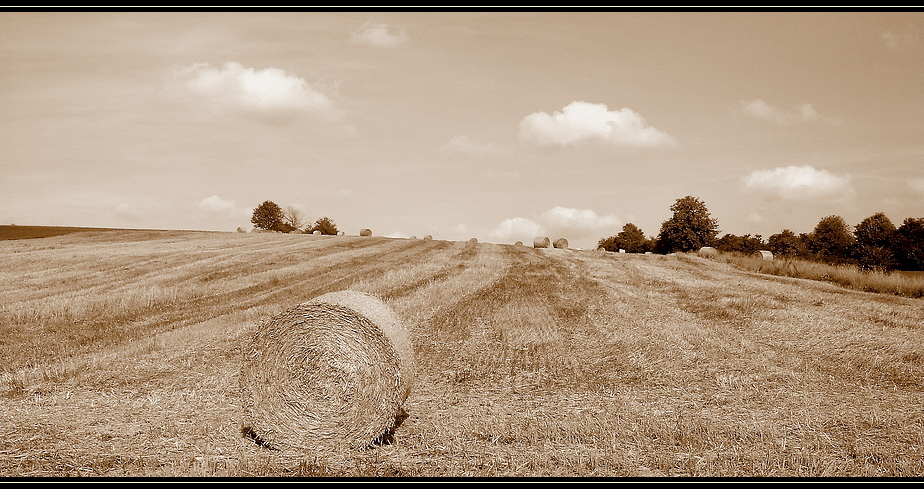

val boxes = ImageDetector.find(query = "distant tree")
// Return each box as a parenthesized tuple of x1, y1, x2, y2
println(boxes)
(656, 196, 720, 253)
(893, 217, 924, 271)
(251, 201, 285, 232)
(282, 206, 307, 232)
(852, 212, 897, 271)
(309, 217, 339, 236)
(715, 233, 764, 255)
(767, 229, 803, 258)
(806, 215, 854, 264)
(597, 235, 617, 252)
(615, 223, 650, 253)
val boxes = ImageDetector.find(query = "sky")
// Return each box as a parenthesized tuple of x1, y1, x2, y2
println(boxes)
(2, 11, 922, 250)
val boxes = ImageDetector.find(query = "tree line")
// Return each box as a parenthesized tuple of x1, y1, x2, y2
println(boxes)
(250, 200, 339, 235)
(598, 196, 924, 272)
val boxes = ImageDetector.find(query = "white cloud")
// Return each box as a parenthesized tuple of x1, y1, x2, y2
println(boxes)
(488, 206, 622, 248)
(740, 99, 838, 125)
(519, 101, 677, 148)
(174, 62, 337, 123)
(197, 195, 237, 214)
(742, 165, 854, 201)
(351, 22, 408, 48)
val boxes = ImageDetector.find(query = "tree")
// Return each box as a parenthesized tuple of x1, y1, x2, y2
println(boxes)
(805, 215, 854, 263)
(852, 212, 897, 271)
(251, 200, 285, 232)
(767, 229, 803, 258)
(309, 217, 339, 235)
(715, 233, 764, 255)
(599, 223, 649, 253)
(656, 196, 720, 253)
(282, 206, 307, 232)
(893, 217, 924, 271)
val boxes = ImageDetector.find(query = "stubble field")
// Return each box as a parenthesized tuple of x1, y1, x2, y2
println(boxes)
(1, 229, 922, 477)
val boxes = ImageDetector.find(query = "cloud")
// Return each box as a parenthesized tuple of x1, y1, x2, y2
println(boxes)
(519, 101, 677, 148)
(742, 165, 854, 201)
(740, 99, 838, 125)
(488, 206, 622, 248)
(197, 195, 238, 214)
(173, 62, 338, 123)
(882, 23, 922, 50)
(908, 178, 924, 196)
(351, 22, 408, 48)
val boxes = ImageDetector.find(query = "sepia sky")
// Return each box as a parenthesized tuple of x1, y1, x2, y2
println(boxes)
(2, 11, 922, 249)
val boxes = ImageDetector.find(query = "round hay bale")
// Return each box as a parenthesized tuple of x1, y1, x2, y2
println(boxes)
(469, 238, 478, 243)
(514, 241, 523, 246)
(553, 238, 569, 249)
(533, 236, 550, 248)
(755, 250, 773, 261)
(337, 231, 345, 236)
(423, 235, 432, 240)
(240, 291, 414, 452)
(360, 228, 372, 237)
(312, 230, 321, 235)
(237, 227, 247, 234)
(698, 246, 718, 258)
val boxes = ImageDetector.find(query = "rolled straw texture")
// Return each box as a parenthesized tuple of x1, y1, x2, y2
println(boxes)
(360, 228, 372, 236)
(553, 238, 569, 249)
(533, 236, 550, 248)
(240, 290, 414, 452)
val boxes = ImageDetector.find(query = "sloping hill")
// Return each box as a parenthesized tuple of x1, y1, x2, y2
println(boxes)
(2, 230, 922, 476)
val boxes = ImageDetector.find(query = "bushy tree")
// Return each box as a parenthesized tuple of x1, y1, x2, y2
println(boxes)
(309, 217, 339, 235)
(656, 196, 720, 253)
(805, 215, 854, 263)
(767, 229, 803, 258)
(852, 212, 897, 271)
(893, 217, 924, 271)
(251, 200, 285, 232)
(599, 223, 650, 253)
(715, 233, 764, 255)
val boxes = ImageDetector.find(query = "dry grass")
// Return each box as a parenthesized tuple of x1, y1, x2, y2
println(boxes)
(2, 231, 922, 477)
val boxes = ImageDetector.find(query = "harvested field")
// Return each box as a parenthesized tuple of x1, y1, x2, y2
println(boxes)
(2, 229, 922, 477)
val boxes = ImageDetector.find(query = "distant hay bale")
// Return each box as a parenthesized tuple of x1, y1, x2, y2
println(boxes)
(553, 238, 569, 249)
(237, 227, 247, 234)
(468, 238, 478, 243)
(423, 235, 432, 240)
(619, 249, 626, 253)
(337, 231, 345, 236)
(514, 241, 523, 246)
(755, 250, 774, 261)
(410, 236, 417, 240)
(360, 229, 372, 237)
(240, 291, 414, 452)
(313, 230, 321, 235)
(533, 237, 550, 248)
(698, 246, 718, 258)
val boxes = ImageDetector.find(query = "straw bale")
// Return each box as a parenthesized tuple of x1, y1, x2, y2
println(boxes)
(553, 238, 569, 249)
(423, 235, 432, 240)
(469, 238, 478, 243)
(533, 237, 550, 248)
(755, 250, 773, 261)
(240, 291, 414, 452)
(698, 246, 718, 257)
(236, 227, 247, 233)
(360, 228, 372, 237)
(514, 241, 523, 246)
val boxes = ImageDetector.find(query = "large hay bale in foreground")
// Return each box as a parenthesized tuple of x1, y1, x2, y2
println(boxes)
(553, 238, 569, 249)
(240, 291, 414, 452)
(360, 228, 372, 237)
(533, 236, 550, 248)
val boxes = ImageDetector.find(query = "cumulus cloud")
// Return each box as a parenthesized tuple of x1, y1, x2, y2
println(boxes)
(740, 99, 838, 125)
(351, 22, 408, 48)
(197, 195, 238, 214)
(488, 206, 622, 248)
(742, 165, 854, 201)
(173, 62, 338, 123)
(519, 101, 677, 148)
